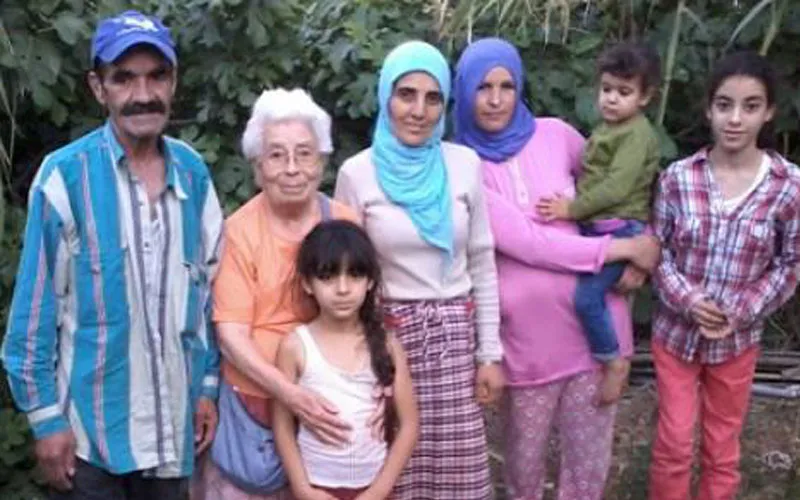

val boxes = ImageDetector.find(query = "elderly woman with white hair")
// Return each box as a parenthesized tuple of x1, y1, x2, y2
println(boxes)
(192, 88, 358, 500)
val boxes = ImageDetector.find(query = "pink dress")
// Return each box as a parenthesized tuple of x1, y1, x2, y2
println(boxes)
(482, 117, 634, 384)
(482, 117, 633, 500)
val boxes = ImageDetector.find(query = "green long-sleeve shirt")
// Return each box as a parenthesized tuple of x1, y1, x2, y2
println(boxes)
(569, 113, 660, 222)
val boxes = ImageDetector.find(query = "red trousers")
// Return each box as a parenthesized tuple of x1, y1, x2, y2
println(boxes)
(649, 342, 758, 500)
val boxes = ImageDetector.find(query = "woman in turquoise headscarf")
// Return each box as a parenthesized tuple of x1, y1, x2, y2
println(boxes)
(335, 40, 503, 499)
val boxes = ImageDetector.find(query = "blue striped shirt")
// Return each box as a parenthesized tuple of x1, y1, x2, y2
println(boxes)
(1, 122, 223, 477)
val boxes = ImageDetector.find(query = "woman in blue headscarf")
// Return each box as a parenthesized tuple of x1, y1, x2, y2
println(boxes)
(335, 40, 503, 499)
(453, 38, 659, 499)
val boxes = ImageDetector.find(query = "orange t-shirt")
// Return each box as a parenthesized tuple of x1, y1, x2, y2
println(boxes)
(213, 192, 358, 398)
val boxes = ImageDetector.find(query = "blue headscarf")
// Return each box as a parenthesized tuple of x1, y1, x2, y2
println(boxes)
(372, 41, 453, 259)
(454, 37, 536, 163)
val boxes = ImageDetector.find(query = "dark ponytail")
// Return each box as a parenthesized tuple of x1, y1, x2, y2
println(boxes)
(360, 283, 397, 444)
(296, 220, 397, 443)
(707, 51, 778, 150)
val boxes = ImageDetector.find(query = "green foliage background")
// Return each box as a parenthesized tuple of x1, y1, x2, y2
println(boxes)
(1, 0, 799, 496)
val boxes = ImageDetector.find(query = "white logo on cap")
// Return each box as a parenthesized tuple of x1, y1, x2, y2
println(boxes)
(117, 16, 158, 32)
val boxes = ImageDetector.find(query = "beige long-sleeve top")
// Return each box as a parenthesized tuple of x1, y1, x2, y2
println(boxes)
(334, 142, 501, 362)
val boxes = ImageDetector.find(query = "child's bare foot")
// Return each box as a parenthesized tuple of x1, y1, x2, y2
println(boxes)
(596, 358, 630, 406)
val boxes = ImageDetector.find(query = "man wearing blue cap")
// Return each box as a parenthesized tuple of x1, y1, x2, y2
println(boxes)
(1, 10, 222, 499)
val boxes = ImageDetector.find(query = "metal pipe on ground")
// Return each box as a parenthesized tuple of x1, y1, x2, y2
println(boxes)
(750, 383, 800, 399)
(630, 370, 800, 399)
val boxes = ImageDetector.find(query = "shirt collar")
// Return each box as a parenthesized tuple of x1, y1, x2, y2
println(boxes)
(692, 146, 790, 179)
(103, 121, 188, 200)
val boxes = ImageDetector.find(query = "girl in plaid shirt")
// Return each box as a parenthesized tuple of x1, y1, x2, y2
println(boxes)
(649, 52, 800, 500)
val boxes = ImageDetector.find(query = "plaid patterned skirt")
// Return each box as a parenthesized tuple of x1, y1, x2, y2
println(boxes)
(384, 297, 492, 500)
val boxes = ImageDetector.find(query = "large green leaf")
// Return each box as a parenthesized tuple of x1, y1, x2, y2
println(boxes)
(725, 0, 776, 50)
(52, 12, 87, 45)
(30, 81, 54, 110)
(246, 16, 268, 48)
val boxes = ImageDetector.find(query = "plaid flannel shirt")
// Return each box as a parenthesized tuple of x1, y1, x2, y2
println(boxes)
(653, 149, 800, 364)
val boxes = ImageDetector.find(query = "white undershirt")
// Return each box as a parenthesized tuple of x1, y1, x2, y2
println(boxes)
(721, 153, 770, 214)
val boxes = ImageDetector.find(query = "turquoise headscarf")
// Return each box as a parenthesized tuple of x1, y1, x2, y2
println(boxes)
(372, 41, 453, 259)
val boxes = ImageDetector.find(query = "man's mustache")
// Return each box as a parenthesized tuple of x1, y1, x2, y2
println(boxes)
(121, 100, 166, 116)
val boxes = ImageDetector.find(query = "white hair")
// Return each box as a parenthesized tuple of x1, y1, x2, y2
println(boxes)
(241, 88, 333, 161)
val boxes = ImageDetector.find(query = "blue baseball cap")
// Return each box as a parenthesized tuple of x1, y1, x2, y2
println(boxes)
(91, 10, 177, 66)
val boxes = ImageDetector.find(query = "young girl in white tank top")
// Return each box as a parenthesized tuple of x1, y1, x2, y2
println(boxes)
(273, 220, 418, 500)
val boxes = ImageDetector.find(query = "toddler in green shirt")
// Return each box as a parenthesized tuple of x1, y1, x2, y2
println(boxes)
(537, 42, 661, 405)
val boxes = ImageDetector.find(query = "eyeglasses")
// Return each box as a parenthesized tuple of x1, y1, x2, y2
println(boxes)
(263, 148, 320, 168)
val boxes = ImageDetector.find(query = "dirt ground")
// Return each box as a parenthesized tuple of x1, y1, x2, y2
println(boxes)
(486, 381, 800, 499)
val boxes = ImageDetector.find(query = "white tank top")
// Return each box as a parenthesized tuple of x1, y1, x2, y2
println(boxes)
(295, 325, 387, 488)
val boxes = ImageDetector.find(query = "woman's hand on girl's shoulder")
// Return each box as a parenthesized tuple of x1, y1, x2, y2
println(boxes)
(286, 385, 352, 446)
(276, 331, 352, 446)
